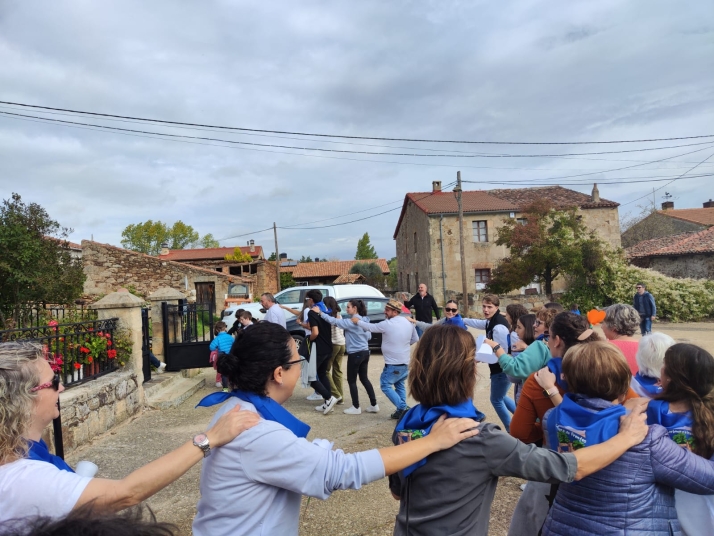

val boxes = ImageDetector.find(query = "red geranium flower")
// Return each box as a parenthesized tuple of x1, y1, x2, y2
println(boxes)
(88, 356, 93, 363)
(106, 340, 112, 346)
(74, 362, 82, 370)
(80, 347, 90, 354)
(107, 349, 117, 359)
(97, 331, 104, 336)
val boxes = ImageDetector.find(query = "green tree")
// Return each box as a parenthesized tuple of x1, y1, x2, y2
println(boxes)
(280, 272, 296, 288)
(350, 261, 385, 287)
(355, 233, 378, 260)
(0, 193, 85, 327)
(120, 220, 216, 255)
(268, 252, 277, 261)
(299, 255, 313, 263)
(387, 257, 398, 289)
(224, 248, 253, 263)
(488, 199, 607, 297)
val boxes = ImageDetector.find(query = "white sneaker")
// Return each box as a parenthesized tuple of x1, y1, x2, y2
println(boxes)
(323, 396, 338, 415)
(156, 362, 166, 374)
(215, 382, 222, 388)
(307, 392, 323, 401)
(520, 483, 527, 491)
(334, 396, 343, 405)
(315, 403, 326, 411)
(365, 404, 380, 413)
(343, 406, 361, 415)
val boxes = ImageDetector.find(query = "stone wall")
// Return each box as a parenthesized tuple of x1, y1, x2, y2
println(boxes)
(82, 240, 243, 314)
(394, 199, 432, 295)
(43, 370, 142, 454)
(622, 212, 707, 248)
(630, 253, 714, 280)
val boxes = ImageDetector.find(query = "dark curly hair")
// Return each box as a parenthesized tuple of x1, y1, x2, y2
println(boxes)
(218, 322, 295, 395)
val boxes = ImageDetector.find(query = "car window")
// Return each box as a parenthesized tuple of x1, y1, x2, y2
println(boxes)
(276, 289, 302, 304)
(366, 300, 387, 316)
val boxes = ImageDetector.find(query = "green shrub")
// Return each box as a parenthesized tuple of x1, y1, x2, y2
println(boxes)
(563, 251, 714, 322)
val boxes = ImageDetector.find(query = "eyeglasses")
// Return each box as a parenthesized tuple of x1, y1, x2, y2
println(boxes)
(534, 320, 543, 327)
(444, 308, 458, 313)
(31, 373, 61, 392)
(286, 357, 306, 366)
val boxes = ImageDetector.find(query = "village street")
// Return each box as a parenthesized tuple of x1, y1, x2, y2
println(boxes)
(65, 322, 714, 536)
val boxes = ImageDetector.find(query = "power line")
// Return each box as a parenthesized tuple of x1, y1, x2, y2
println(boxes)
(620, 150, 714, 207)
(1, 100, 712, 145)
(3, 110, 712, 158)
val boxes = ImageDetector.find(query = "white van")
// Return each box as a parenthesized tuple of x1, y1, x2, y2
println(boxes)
(221, 284, 385, 322)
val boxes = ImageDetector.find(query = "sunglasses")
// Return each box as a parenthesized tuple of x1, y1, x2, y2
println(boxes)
(444, 308, 458, 313)
(636, 286, 643, 289)
(31, 373, 61, 393)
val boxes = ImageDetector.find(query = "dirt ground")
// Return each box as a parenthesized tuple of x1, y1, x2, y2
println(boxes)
(65, 322, 714, 535)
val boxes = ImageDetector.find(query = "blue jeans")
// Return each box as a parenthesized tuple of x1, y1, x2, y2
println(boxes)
(415, 326, 424, 338)
(490, 372, 516, 432)
(149, 352, 161, 368)
(640, 316, 652, 335)
(380, 364, 409, 411)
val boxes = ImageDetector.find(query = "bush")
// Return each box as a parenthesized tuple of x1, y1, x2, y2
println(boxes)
(563, 251, 714, 322)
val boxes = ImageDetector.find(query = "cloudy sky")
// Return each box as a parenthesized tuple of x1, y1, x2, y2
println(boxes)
(1, 0, 712, 260)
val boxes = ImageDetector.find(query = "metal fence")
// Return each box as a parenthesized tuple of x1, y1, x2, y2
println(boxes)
(0, 318, 119, 389)
(0, 303, 97, 330)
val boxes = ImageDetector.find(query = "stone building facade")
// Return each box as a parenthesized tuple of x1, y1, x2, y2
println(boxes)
(621, 201, 714, 248)
(82, 241, 251, 314)
(393, 183, 621, 307)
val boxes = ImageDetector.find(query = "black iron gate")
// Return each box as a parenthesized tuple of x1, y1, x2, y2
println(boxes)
(162, 300, 215, 371)
(141, 307, 151, 383)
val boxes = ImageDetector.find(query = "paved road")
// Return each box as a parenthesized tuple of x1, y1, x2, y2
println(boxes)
(65, 322, 713, 535)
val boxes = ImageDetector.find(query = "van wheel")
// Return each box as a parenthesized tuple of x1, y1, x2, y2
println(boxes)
(292, 334, 305, 352)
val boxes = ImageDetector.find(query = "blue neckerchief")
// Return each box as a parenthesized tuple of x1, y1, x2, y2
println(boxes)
(646, 400, 695, 449)
(313, 301, 332, 314)
(536, 333, 550, 342)
(196, 390, 310, 438)
(633, 373, 662, 398)
(443, 314, 466, 330)
(395, 399, 484, 477)
(546, 394, 626, 452)
(546, 357, 568, 391)
(27, 439, 74, 473)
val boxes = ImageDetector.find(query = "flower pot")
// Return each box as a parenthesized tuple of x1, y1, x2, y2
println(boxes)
(73, 370, 79, 382)
(66, 373, 73, 384)
(79, 367, 84, 380)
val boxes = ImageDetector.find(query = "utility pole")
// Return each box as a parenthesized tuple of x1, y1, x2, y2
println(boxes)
(455, 171, 469, 316)
(273, 222, 281, 292)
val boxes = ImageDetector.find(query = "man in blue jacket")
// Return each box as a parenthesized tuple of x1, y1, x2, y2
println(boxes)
(633, 283, 657, 335)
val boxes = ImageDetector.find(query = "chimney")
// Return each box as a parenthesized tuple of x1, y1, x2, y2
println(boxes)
(662, 201, 674, 210)
(314, 257, 320, 262)
(159, 242, 169, 256)
(432, 181, 442, 192)
(704, 199, 714, 208)
(249, 239, 255, 253)
(591, 183, 600, 203)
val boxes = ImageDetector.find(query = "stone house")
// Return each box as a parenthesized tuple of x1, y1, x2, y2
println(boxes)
(622, 200, 714, 248)
(291, 259, 390, 286)
(158, 242, 279, 298)
(82, 241, 253, 314)
(393, 182, 621, 306)
(626, 226, 714, 280)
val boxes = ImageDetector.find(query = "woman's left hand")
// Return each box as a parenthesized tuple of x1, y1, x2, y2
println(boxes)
(427, 415, 480, 451)
(483, 338, 499, 348)
(205, 404, 261, 448)
(534, 367, 556, 390)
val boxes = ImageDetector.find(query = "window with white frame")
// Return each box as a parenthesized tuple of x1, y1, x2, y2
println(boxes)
(472, 220, 488, 242)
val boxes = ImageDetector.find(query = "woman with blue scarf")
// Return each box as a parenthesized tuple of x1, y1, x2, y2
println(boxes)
(648, 343, 714, 536)
(192, 322, 480, 536)
(387, 324, 650, 536)
(410, 299, 466, 333)
(537, 341, 714, 535)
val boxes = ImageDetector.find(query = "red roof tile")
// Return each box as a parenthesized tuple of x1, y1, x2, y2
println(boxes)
(292, 259, 390, 279)
(656, 208, 714, 227)
(626, 226, 714, 258)
(161, 246, 264, 261)
(393, 185, 617, 238)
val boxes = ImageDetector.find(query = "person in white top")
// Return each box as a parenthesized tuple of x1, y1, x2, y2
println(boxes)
(260, 293, 286, 329)
(352, 299, 418, 420)
(0, 341, 259, 525)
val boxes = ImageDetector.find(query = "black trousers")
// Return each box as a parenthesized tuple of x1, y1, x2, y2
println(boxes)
(310, 351, 333, 401)
(347, 350, 377, 408)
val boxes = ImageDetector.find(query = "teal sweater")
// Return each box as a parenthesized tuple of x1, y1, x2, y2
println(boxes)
(497, 340, 551, 380)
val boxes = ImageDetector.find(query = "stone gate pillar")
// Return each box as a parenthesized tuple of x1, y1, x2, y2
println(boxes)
(147, 287, 186, 361)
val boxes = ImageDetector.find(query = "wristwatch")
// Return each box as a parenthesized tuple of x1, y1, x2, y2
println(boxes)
(492, 344, 501, 353)
(542, 387, 557, 398)
(193, 433, 211, 458)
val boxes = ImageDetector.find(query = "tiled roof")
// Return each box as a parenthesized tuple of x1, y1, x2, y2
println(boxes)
(393, 185, 617, 238)
(626, 226, 714, 258)
(161, 246, 263, 261)
(292, 259, 390, 279)
(333, 274, 365, 284)
(488, 186, 618, 209)
(656, 208, 714, 227)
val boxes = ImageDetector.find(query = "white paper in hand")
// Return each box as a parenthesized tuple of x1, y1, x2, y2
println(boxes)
(476, 335, 486, 348)
(476, 343, 499, 364)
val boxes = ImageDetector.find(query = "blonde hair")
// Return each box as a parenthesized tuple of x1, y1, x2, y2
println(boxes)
(0, 342, 44, 464)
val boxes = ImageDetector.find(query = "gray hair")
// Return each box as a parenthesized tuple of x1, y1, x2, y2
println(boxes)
(261, 293, 276, 304)
(636, 333, 676, 378)
(0, 342, 44, 464)
(603, 304, 641, 337)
